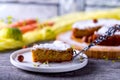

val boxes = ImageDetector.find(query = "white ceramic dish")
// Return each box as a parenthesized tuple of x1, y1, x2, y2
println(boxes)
(10, 48, 88, 73)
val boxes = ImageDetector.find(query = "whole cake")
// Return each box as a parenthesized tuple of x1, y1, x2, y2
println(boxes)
(31, 41, 73, 62)
(72, 19, 120, 46)
(55, 19, 120, 59)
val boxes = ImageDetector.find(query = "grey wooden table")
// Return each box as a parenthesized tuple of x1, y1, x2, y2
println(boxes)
(0, 48, 120, 80)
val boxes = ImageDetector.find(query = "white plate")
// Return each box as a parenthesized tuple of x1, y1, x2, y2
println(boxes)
(10, 48, 88, 73)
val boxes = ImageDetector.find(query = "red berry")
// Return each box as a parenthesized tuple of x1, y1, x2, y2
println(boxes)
(18, 55, 24, 62)
(93, 19, 98, 23)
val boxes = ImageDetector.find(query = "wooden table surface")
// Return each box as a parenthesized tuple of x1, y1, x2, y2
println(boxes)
(0, 48, 120, 80)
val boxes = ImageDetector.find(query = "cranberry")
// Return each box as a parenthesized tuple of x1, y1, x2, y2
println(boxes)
(17, 55, 24, 62)
(93, 19, 98, 23)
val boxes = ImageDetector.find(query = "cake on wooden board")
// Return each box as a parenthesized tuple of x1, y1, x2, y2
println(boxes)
(57, 19, 120, 59)
(72, 19, 120, 46)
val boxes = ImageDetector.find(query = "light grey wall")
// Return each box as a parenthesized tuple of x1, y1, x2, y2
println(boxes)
(0, 0, 59, 20)
(0, 0, 120, 20)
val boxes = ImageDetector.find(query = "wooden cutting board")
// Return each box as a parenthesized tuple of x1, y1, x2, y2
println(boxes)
(56, 31, 120, 59)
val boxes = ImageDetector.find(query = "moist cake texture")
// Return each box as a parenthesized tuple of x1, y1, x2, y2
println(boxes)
(32, 41, 73, 62)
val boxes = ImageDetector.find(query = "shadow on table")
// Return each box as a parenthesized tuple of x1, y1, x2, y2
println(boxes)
(22, 59, 97, 78)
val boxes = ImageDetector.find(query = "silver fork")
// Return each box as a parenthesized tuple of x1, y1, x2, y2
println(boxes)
(73, 25, 120, 59)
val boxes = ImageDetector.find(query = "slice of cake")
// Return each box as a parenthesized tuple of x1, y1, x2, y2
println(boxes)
(72, 19, 103, 38)
(91, 26, 120, 46)
(31, 41, 73, 62)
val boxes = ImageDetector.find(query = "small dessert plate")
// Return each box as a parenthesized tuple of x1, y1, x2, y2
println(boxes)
(10, 48, 88, 73)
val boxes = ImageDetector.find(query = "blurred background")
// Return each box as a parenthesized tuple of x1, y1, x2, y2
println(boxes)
(0, 0, 120, 20)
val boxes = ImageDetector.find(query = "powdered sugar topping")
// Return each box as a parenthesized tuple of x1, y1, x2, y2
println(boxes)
(32, 41, 71, 51)
(73, 19, 120, 29)
(96, 26, 120, 35)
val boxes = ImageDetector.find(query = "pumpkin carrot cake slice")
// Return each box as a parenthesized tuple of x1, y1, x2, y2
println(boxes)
(31, 41, 73, 62)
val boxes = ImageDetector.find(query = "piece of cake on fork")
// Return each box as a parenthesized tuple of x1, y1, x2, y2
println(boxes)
(31, 41, 73, 62)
